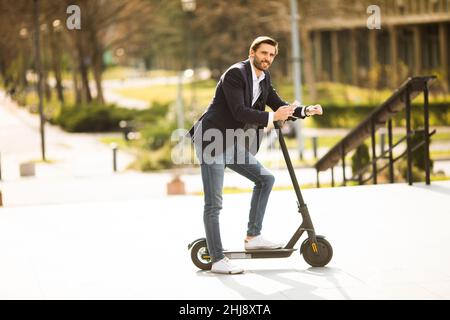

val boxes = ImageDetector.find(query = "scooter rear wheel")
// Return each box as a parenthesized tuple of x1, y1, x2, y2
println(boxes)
(191, 240, 212, 270)
(301, 238, 333, 267)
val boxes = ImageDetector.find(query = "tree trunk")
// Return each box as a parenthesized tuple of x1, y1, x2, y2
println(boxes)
(43, 70, 52, 101)
(76, 32, 92, 103)
(49, 29, 64, 104)
(72, 63, 81, 105)
(91, 39, 104, 104)
(93, 61, 104, 104)
(78, 56, 92, 103)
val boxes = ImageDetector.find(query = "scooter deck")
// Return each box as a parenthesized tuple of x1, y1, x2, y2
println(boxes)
(224, 248, 297, 259)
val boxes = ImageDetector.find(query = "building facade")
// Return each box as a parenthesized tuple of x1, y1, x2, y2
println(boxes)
(300, 0, 450, 92)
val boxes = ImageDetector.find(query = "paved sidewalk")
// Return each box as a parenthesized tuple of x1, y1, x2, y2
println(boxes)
(0, 181, 449, 299)
(0, 91, 135, 180)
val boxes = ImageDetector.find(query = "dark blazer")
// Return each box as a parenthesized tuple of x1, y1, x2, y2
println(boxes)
(188, 59, 306, 152)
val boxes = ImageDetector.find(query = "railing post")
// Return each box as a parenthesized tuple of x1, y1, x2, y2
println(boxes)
(371, 119, 377, 184)
(111, 143, 118, 172)
(405, 84, 413, 185)
(312, 136, 318, 159)
(331, 166, 335, 187)
(316, 169, 320, 188)
(341, 144, 346, 186)
(380, 132, 386, 155)
(388, 119, 394, 183)
(423, 80, 431, 185)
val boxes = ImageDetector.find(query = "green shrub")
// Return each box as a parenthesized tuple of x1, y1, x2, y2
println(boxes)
(351, 143, 370, 177)
(396, 160, 424, 183)
(130, 143, 173, 171)
(132, 102, 170, 125)
(140, 119, 176, 151)
(393, 131, 434, 183)
(56, 102, 135, 132)
(410, 131, 434, 172)
(54, 101, 171, 133)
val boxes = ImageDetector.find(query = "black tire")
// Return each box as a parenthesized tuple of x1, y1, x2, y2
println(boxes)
(301, 238, 333, 267)
(190, 240, 212, 270)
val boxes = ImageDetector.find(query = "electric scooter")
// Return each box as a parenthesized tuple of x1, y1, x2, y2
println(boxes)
(188, 120, 333, 270)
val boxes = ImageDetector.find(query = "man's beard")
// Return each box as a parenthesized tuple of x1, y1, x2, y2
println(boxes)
(252, 56, 271, 71)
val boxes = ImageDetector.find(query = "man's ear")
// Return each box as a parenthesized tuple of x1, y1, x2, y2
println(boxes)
(249, 49, 255, 58)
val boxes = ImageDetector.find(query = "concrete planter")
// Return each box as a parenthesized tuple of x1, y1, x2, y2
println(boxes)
(167, 175, 185, 195)
(20, 162, 35, 177)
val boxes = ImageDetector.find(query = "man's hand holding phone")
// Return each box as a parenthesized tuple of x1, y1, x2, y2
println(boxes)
(273, 105, 296, 121)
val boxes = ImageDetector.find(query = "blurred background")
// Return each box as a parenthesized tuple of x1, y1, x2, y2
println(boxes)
(0, 0, 449, 199)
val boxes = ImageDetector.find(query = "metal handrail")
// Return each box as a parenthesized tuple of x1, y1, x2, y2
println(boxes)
(314, 75, 437, 187)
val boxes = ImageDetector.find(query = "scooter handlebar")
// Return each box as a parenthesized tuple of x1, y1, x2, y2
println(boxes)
(273, 116, 298, 129)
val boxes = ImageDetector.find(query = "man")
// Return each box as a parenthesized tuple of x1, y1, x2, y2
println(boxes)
(189, 36, 323, 274)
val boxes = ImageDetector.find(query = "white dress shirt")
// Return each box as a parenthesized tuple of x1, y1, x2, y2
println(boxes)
(249, 60, 306, 126)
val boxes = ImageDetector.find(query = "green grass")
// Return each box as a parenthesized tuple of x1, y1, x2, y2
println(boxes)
(434, 131, 450, 140)
(284, 135, 343, 149)
(102, 66, 139, 80)
(102, 67, 179, 80)
(25, 90, 75, 109)
(431, 150, 450, 159)
(98, 136, 130, 149)
(147, 69, 179, 78)
(276, 81, 394, 106)
(29, 158, 57, 164)
(58, 67, 180, 82)
(114, 79, 216, 110)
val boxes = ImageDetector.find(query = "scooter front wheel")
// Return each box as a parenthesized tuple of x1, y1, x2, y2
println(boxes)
(190, 239, 212, 270)
(301, 237, 333, 267)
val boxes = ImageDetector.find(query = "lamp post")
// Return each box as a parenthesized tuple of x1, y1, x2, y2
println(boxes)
(181, 0, 197, 110)
(33, 0, 46, 161)
(19, 28, 29, 90)
(289, 0, 304, 161)
(52, 19, 64, 104)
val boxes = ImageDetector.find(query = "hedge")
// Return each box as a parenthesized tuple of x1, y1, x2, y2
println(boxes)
(53, 102, 169, 133)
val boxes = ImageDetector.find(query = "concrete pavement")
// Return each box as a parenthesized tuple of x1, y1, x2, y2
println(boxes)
(0, 91, 135, 180)
(0, 181, 449, 299)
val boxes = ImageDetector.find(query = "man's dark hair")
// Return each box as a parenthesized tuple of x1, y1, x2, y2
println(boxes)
(249, 36, 278, 55)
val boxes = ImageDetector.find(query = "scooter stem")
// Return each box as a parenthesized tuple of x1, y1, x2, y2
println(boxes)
(273, 121, 306, 207)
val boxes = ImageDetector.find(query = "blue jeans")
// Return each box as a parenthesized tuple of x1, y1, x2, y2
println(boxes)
(199, 145, 275, 263)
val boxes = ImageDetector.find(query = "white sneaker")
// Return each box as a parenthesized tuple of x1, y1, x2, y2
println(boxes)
(211, 257, 244, 274)
(245, 235, 283, 250)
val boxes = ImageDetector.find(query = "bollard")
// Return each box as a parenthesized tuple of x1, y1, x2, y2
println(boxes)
(111, 143, 118, 172)
(312, 136, 318, 159)
(380, 133, 386, 155)
(20, 162, 35, 177)
(167, 175, 186, 195)
(0, 190, 3, 207)
(119, 120, 129, 141)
